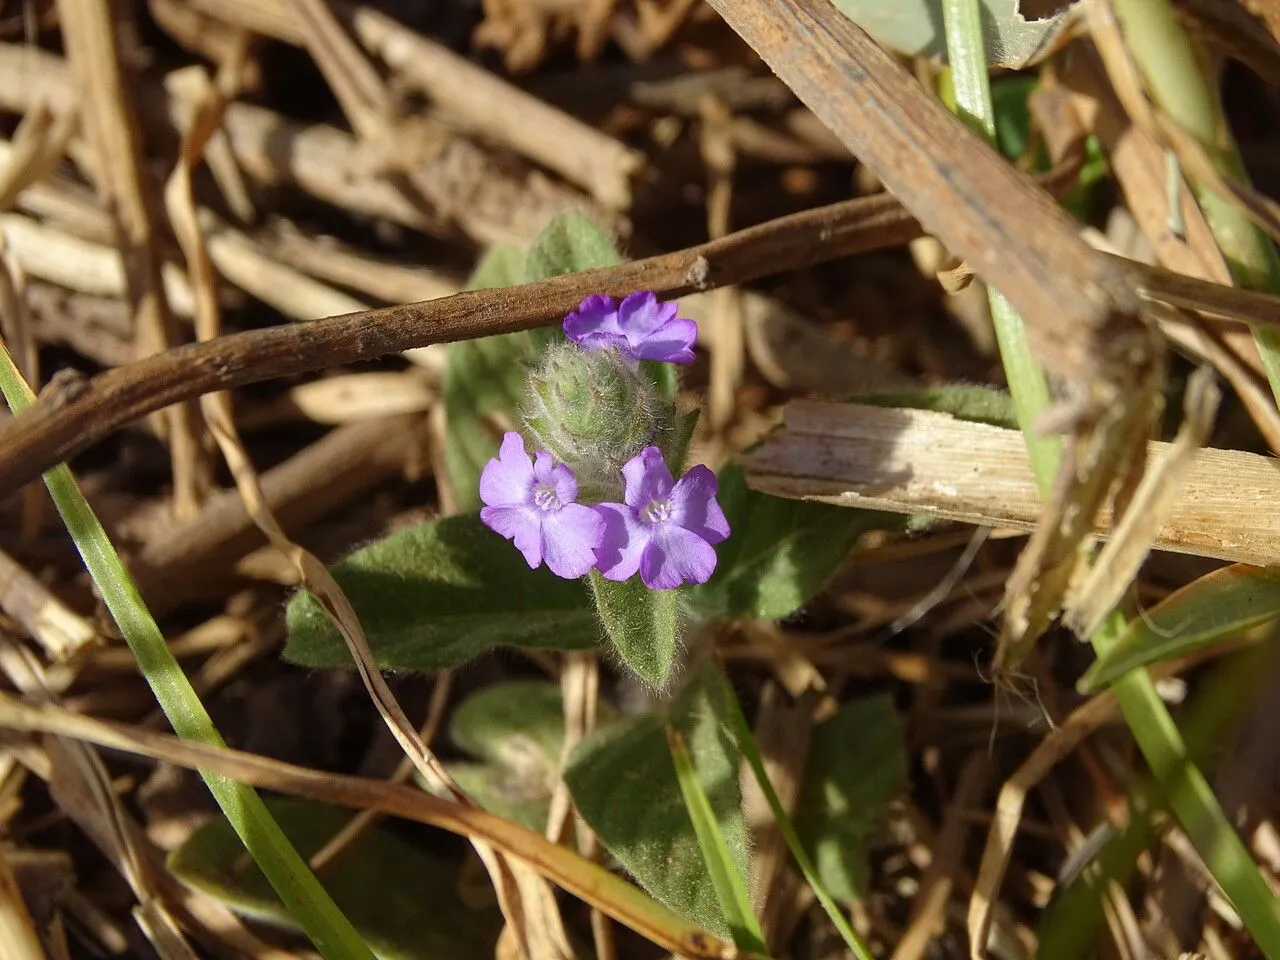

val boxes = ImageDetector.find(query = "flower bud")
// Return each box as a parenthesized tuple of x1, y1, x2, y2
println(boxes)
(523, 343, 673, 497)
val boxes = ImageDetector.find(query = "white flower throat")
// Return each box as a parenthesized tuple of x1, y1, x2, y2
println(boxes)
(641, 498, 672, 524)
(533, 483, 562, 511)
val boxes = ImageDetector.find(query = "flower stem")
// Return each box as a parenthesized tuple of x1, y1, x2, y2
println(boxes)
(0, 341, 373, 960)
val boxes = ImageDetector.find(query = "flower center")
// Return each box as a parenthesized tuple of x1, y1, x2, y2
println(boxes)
(533, 482, 562, 511)
(641, 498, 672, 524)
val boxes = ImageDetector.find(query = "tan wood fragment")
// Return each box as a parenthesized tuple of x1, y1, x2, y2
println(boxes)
(742, 400, 1280, 568)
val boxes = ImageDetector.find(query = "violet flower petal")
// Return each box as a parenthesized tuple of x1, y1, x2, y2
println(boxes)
(564, 291, 698, 365)
(670, 465, 730, 544)
(639, 524, 718, 589)
(478, 432, 534, 506)
(634, 318, 698, 364)
(541, 504, 606, 579)
(621, 446, 674, 511)
(572, 331, 630, 355)
(479, 504, 543, 569)
(592, 502, 648, 581)
(563, 294, 622, 341)
(479, 433, 604, 579)
(615, 291, 676, 336)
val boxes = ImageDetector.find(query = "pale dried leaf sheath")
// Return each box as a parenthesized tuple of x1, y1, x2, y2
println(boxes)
(705, 0, 1149, 388)
(741, 400, 1280, 568)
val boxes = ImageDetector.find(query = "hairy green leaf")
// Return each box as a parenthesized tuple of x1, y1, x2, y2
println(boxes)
(283, 514, 599, 671)
(688, 465, 900, 620)
(794, 695, 907, 900)
(589, 571, 681, 688)
(850, 383, 1018, 429)
(435, 681, 569, 830)
(564, 663, 749, 937)
(524, 211, 621, 281)
(169, 797, 501, 959)
(466, 243, 525, 291)
(666, 408, 701, 475)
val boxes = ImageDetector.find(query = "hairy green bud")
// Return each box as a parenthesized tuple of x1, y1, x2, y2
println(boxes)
(524, 344, 673, 497)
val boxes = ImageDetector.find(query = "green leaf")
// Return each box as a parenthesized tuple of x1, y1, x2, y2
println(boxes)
(991, 74, 1040, 164)
(588, 570, 681, 688)
(665, 408, 701, 474)
(283, 514, 599, 671)
(168, 797, 501, 960)
(434, 681, 569, 831)
(1079, 565, 1280, 691)
(451, 679, 567, 764)
(832, 0, 1076, 68)
(668, 727, 766, 953)
(442, 329, 540, 513)
(643, 359, 680, 405)
(564, 663, 750, 937)
(523, 211, 621, 281)
(850, 383, 1018, 430)
(794, 695, 907, 900)
(688, 465, 901, 620)
(466, 243, 525, 291)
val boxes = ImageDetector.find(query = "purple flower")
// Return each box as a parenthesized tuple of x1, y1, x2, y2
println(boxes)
(563, 292, 697, 364)
(593, 447, 730, 590)
(479, 432, 605, 580)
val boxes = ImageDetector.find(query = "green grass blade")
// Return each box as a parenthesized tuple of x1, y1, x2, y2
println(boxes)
(1093, 613, 1280, 955)
(1080, 564, 1280, 690)
(666, 726, 767, 956)
(0, 342, 373, 960)
(721, 687, 875, 960)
